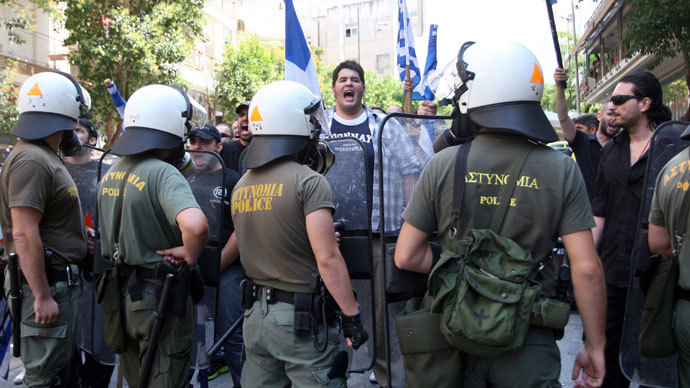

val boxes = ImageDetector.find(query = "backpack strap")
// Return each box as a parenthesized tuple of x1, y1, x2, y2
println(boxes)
(672, 148, 690, 257)
(448, 143, 472, 239)
(448, 141, 537, 238)
(489, 143, 537, 233)
(111, 159, 139, 263)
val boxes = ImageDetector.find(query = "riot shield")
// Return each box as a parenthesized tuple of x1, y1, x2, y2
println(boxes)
(377, 113, 452, 387)
(323, 137, 375, 373)
(621, 120, 690, 387)
(185, 150, 228, 374)
(68, 146, 118, 366)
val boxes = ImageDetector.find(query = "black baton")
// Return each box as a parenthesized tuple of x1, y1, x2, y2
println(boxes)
(8, 253, 21, 357)
(139, 273, 174, 388)
(205, 315, 244, 359)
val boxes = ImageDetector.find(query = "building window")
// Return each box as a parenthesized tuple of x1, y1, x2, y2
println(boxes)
(345, 24, 358, 38)
(376, 21, 389, 32)
(237, 20, 245, 32)
(376, 53, 390, 74)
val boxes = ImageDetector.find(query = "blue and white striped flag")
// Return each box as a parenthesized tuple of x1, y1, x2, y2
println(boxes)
(0, 310, 11, 380)
(416, 24, 438, 101)
(284, 0, 322, 100)
(396, 0, 423, 100)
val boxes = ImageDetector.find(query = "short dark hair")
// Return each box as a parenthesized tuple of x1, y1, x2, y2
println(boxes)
(78, 119, 98, 139)
(619, 71, 672, 127)
(332, 60, 365, 87)
(573, 114, 599, 131)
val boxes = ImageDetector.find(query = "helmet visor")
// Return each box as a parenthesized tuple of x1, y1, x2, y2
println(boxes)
(468, 101, 558, 143)
(188, 97, 208, 132)
(11, 112, 78, 140)
(243, 136, 308, 169)
(111, 127, 182, 156)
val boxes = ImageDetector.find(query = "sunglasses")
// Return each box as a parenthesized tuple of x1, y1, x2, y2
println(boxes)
(609, 94, 643, 106)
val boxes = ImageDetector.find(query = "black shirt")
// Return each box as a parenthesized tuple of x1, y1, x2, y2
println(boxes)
(568, 130, 603, 204)
(592, 130, 647, 287)
(220, 141, 247, 173)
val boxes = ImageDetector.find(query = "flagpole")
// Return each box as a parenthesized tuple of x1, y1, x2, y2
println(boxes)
(545, 0, 566, 89)
(404, 65, 412, 113)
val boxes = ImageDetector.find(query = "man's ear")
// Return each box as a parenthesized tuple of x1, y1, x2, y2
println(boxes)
(89, 137, 97, 146)
(216, 141, 223, 154)
(639, 97, 652, 113)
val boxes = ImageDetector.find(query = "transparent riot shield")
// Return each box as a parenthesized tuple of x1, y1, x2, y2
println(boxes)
(378, 113, 452, 387)
(69, 146, 118, 366)
(323, 137, 374, 373)
(621, 120, 690, 387)
(185, 150, 228, 374)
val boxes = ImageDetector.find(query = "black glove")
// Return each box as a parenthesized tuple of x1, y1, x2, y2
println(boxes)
(340, 312, 368, 350)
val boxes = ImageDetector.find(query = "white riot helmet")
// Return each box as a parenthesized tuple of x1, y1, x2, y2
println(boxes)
(111, 84, 207, 155)
(12, 71, 90, 140)
(452, 40, 557, 143)
(243, 80, 333, 172)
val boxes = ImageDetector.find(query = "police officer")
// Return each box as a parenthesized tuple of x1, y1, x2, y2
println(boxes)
(231, 80, 368, 387)
(0, 71, 91, 386)
(97, 84, 208, 388)
(394, 40, 607, 387)
(648, 125, 690, 388)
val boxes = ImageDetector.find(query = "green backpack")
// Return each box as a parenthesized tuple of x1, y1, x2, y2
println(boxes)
(429, 229, 541, 356)
(428, 142, 543, 356)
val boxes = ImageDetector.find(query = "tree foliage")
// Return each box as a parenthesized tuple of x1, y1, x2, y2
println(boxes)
(1, 0, 59, 134)
(1, 0, 57, 47)
(62, 0, 206, 146)
(623, 0, 690, 120)
(215, 35, 284, 117)
(0, 58, 19, 134)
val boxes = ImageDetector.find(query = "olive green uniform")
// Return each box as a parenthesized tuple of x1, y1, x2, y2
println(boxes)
(0, 140, 86, 387)
(97, 155, 199, 388)
(402, 134, 594, 387)
(649, 148, 690, 387)
(232, 160, 344, 387)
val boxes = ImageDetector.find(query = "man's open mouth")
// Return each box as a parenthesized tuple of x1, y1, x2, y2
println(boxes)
(344, 90, 354, 98)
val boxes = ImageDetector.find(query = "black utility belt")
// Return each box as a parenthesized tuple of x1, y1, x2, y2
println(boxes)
(119, 262, 205, 312)
(242, 278, 342, 350)
(21, 264, 79, 286)
(241, 280, 338, 322)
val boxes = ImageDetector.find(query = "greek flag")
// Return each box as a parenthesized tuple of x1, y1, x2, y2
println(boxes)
(396, 0, 423, 100)
(417, 24, 438, 101)
(284, 0, 322, 99)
